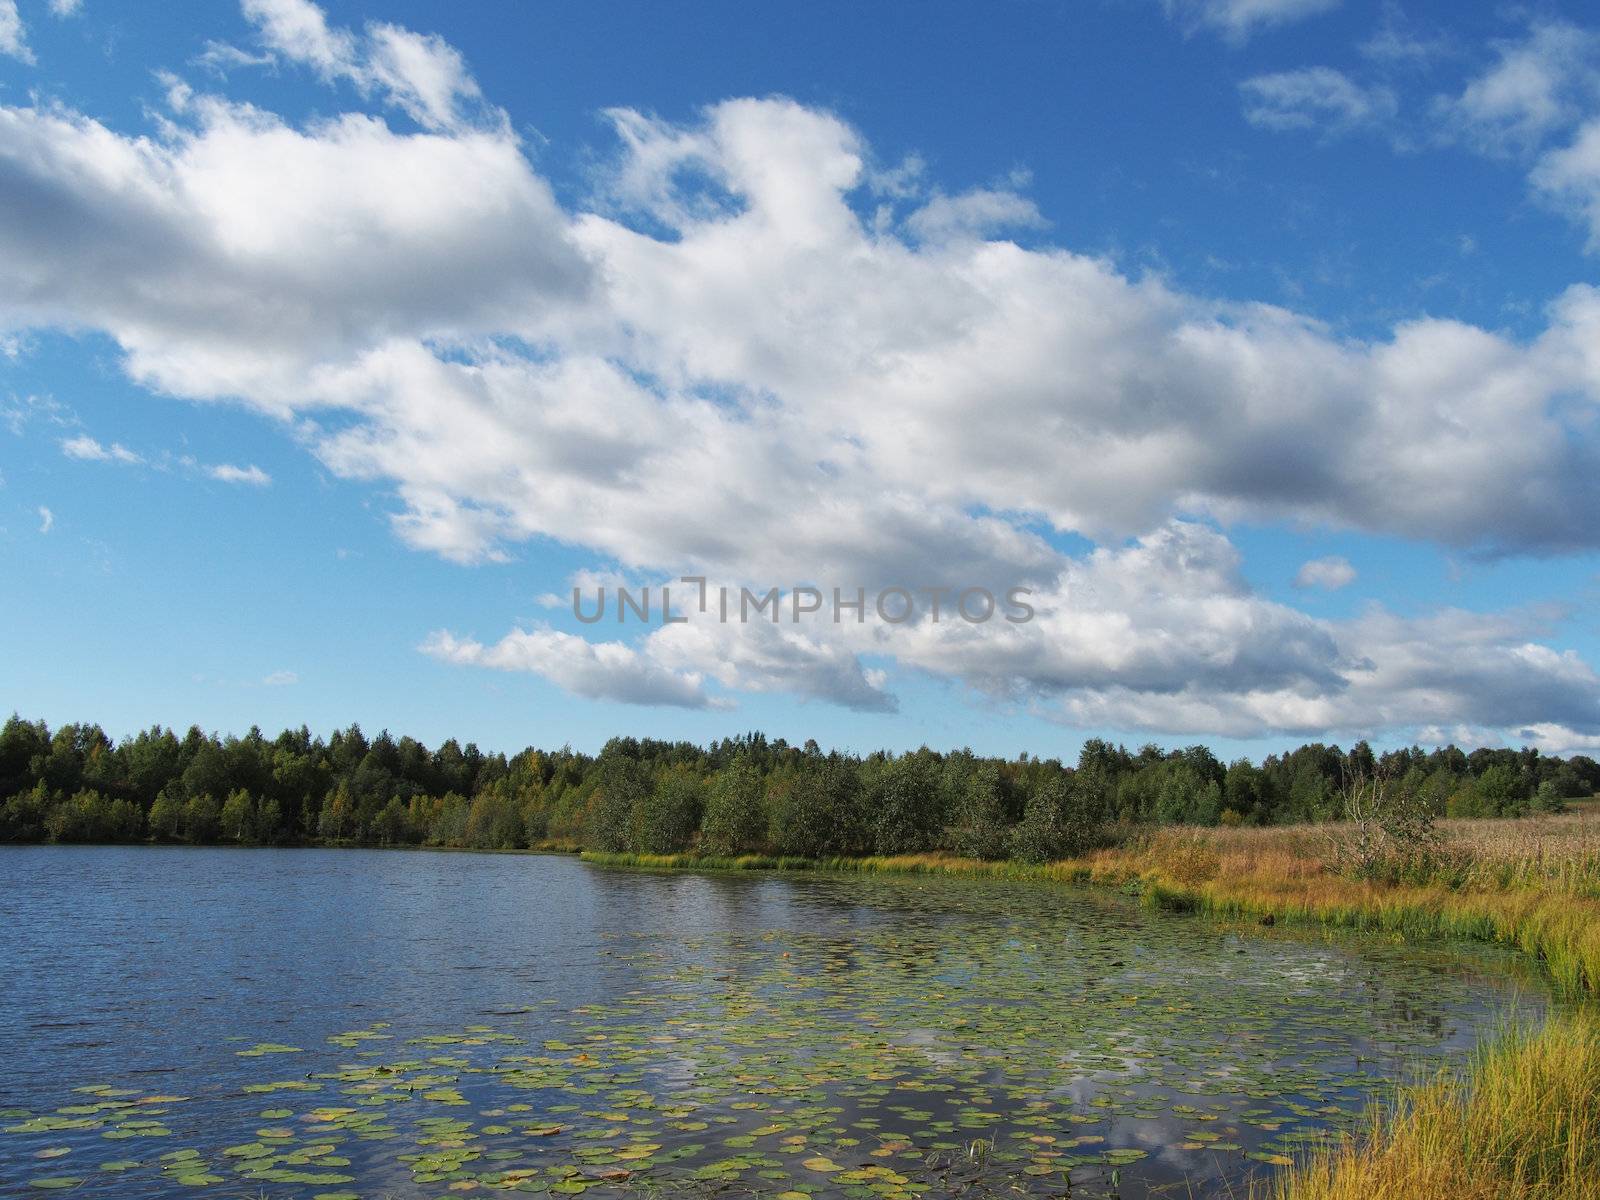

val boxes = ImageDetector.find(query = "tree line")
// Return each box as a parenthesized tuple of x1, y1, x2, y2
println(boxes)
(1, 715, 1594, 860)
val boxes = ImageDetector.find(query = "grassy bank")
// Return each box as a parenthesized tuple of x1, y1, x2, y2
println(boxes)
(1269, 1009, 1600, 1200)
(1076, 815, 1600, 998)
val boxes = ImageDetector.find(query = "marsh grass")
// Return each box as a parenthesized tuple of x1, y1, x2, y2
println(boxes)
(1084, 816, 1600, 997)
(1268, 1010, 1600, 1200)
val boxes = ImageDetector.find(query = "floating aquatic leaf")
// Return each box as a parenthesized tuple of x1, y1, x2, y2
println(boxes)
(235, 1044, 303, 1058)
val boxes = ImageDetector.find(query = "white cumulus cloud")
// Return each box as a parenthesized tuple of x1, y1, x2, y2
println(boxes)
(0, 0, 31, 64)
(1294, 555, 1357, 590)
(1533, 119, 1600, 250)
(1163, 0, 1340, 44)
(207, 463, 271, 486)
(1437, 20, 1600, 156)
(240, 0, 499, 134)
(61, 435, 141, 464)
(2, 0, 1599, 745)
(1241, 68, 1398, 136)
(420, 628, 719, 710)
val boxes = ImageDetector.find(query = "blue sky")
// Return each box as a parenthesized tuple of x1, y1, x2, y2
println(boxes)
(3, 0, 1600, 760)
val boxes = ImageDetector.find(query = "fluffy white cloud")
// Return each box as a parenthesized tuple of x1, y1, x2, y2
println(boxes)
(648, 613, 897, 713)
(904, 186, 1045, 244)
(0, 0, 30, 64)
(7, 67, 1599, 566)
(49, 0, 82, 17)
(1261, 19, 1600, 250)
(0, 96, 587, 408)
(36, 505, 52, 533)
(1294, 555, 1357, 590)
(1533, 119, 1600, 249)
(262, 669, 298, 686)
(61, 434, 141, 463)
(1163, 0, 1339, 44)
(569, 99, 1600, 558)
(1240, 68, 1398, 135)
(4, 0, 1600, 743)
(437, 523, 1600, 744)
(1438, 20, 1600, 155)
(240, 0, 496, 134)
(880, 526, 1599, 744)
(420, 628, 718, 710)
(1432, 20, 1600, 251)
(207, 463, 271, 486)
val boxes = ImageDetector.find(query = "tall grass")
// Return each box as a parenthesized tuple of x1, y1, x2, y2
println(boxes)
(1270, 1010, 1600, 1200)
(1077, 821, 1600, 997)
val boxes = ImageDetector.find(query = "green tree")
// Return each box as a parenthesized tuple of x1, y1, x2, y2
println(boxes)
(183, 794, 221, 843)
(588, 755, 649, 853)
(148, 790, 185, 840)
(220, 789, 255, 842)
(1478, 764, 1531, 817)
(633, 765, 703, 853)
(465, 791, 524, 849)
(256, 797, 283, 843)
(1531, 780, 1569, 814)
(700, 755, 768, 855)
(771, 755, 866, 858)
(44, 790, 141, 842)
(867, 751, 945, 855)
(1447, 776, 1486, 818)
(318, 782, 355, 841)
(371, 796, 414, 845)
(0, 716, 49, 798)
(946, 762, 1015, 860)
(1223, 759, 1271, 825)
(0, 779, 53, 841)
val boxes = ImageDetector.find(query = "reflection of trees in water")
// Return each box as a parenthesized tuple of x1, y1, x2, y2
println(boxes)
(584, 864, 1544, 1121)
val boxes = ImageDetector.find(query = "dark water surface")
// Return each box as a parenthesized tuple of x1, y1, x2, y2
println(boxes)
(0, 846, 1550, 1198)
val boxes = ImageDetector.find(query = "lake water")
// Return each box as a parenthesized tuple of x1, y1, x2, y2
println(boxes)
(0, 845, 1551, 1198)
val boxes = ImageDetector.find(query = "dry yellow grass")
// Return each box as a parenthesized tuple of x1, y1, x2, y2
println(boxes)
(1069, 810, 1600, 996)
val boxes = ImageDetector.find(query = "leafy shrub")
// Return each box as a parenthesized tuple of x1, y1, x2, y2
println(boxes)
(1010, 777, 1105, 864)
(1329, 770, 1443, 882)
(183, 793, 221, 843)
(43, 789, 142, 842)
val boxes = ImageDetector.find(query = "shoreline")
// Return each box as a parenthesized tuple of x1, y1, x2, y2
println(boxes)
(11, 829, 1597, 997)
(580, 839, 1600, 999)
(576, 837, 1600, 1199)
